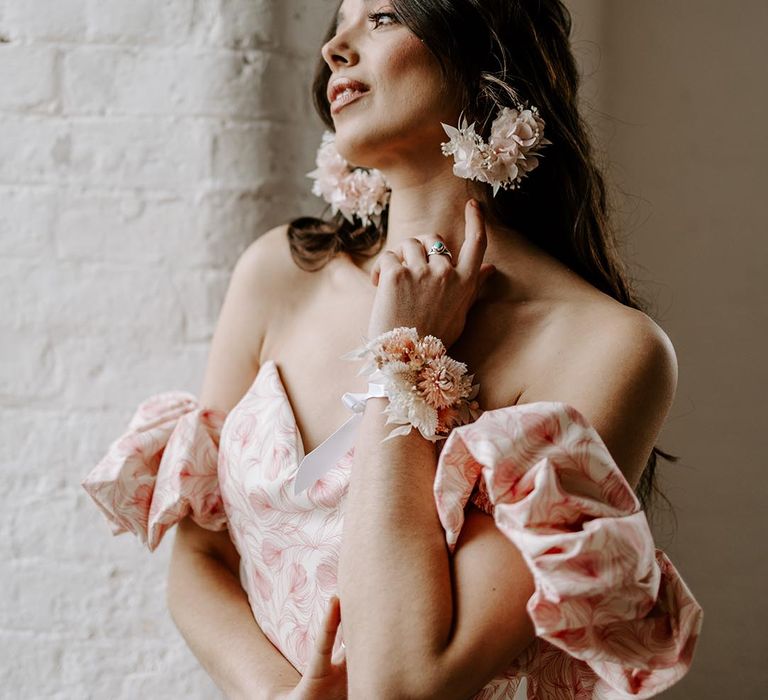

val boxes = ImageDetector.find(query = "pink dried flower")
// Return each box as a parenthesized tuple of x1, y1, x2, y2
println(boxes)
(306, 131, 390, 227)
(441, 104, 552, 196)
(377, 327, 419, 363)
(341, 326, 482, 442)
(415, 335, 446, 361)
(417, 355, 468, 409)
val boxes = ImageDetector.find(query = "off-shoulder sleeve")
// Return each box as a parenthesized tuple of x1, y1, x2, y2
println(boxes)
(433, 401, 703, 699)
(81, 390, 229, 552)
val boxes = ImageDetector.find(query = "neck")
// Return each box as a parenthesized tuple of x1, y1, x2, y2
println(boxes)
(353, 154, 489, 273)
(342, 154, 565, 306)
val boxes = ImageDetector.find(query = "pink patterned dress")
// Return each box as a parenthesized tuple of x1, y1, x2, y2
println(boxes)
(82, 359, 703, 699)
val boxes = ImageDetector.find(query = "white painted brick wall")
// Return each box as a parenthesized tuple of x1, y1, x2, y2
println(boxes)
(0, 1, 335, 697)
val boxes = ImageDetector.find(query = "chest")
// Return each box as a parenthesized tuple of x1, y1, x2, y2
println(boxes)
(259, 276, 542, 456)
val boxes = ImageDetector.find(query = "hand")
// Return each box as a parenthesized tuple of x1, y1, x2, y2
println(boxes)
(367, 199, 496, 348)
(272, 596, 347, 700)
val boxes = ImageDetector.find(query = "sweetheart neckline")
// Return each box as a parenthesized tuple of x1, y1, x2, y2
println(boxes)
(240, 359, 354, 465)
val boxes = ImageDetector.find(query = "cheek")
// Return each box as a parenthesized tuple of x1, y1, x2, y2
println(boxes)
(383, 37, 444, 102)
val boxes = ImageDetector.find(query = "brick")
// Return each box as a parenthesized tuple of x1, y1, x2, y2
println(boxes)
(85, 0, 196, 46)
(0, 259, 186, 338)
(1, 0, 87, 42)
(0, 326, 58, 401)
(278, 0, 339, 58)
(197, 189, 289, 269)
(54, 191, 193, 264)
(56, 334, 210, 409)
(0, 45, 58, 112)
(63, 46, 309, 121)
(167, 267, 229, 342)
(0, 632, 65, 690)
(192, 0, 276, 51)
(0, 117, 210, 188)
(0, 187, 55, 258)
(212, 121, 322, 190)
(0, 3, 344, 698)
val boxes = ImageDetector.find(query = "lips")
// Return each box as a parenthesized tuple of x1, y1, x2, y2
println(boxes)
(327, 78, 371, 109)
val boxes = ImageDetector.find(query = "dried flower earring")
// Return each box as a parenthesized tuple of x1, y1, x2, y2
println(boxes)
(440, 102, 552, 196)
(306, 131, 391, 227)
(307, 99, 552, 222)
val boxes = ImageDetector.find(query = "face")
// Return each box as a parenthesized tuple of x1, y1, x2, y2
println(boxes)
(321, 0, 460, 171)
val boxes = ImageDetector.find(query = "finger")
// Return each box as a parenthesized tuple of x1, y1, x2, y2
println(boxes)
(331, 639, 347, 667)
(456, 199, 487, 279)
(401, 238, 428, 268)
(371, 250, 403, 287)
(306, 596, 342, 675)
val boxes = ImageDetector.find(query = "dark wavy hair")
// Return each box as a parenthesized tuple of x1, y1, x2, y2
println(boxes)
(287, 0, 677, 514)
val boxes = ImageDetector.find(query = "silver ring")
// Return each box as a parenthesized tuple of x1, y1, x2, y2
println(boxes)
(427, 241, 453, 260)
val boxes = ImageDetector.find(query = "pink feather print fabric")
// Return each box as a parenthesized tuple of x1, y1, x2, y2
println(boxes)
(82, 360, 702, 697)
(81, 390, 228, 551)
(433, 402, 702, 698)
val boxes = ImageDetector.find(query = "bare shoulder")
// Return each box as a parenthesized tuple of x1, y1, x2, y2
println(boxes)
(198, 223, 302, 410)
(228, 222, 313, 324)
(520, 298, 678, 486)
(234, 223, 299, 296)
(580, 301, 676, 367)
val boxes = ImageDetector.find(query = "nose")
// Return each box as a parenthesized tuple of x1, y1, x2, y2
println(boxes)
(321, 30, 359, 70)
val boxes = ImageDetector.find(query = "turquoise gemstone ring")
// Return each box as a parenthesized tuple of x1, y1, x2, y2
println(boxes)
(427, 241, 453, 260)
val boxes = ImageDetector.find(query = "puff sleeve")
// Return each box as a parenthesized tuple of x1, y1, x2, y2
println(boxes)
(81, 390, 229, 552)
(433, 401, 703, 699)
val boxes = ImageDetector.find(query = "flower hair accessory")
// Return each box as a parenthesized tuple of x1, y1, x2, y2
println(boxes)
(440, 102, 552, 196)
(306, 130, 391, 227)
(340, 326, 482, 442)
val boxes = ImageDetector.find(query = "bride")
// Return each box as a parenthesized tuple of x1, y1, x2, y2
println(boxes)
(83, 1, 702, 698)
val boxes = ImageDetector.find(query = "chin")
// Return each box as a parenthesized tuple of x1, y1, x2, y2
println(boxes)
(332, 126, 386, 170)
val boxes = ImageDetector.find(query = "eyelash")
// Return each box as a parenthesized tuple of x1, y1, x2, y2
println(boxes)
(366, 11, 398, 29)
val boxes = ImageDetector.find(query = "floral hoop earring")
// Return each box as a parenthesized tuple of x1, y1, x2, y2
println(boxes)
(440, 101, 552, 196)
(307, 97, 552, 221)
(306, 131, 391, 227)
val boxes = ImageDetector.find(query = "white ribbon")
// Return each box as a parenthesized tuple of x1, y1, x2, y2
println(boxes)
(293, 381, 387, 496)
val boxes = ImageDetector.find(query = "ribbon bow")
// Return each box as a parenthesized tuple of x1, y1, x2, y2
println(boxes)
(293, 381, 387, 495)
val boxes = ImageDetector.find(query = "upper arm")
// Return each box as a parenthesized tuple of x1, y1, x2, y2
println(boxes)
(420, 311, 677, 699)
(519, 308, 678, 488)
(174, 223, 292, 566)
(424, 507, 536, 699)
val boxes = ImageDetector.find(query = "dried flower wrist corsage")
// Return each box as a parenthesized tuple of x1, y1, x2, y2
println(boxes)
(340, 326, 482, 442)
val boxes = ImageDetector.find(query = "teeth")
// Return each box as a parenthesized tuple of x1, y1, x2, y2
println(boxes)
(334, 87, 366, 103)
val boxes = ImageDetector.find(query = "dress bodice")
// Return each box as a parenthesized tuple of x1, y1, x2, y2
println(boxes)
(82, 359, 703, 698)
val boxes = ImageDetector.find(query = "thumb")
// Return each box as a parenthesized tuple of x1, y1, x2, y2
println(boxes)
(305, 595, 342, 676)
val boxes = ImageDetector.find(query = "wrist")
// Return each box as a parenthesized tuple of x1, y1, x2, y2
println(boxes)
(341, 326, 482, 442)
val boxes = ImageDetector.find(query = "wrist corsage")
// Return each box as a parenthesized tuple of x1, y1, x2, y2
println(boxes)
(340, 327, 483, 442)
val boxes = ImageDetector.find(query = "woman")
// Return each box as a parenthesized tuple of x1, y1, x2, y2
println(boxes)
(82, 1, 702, 698)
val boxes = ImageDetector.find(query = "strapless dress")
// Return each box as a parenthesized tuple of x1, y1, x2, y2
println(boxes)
(82, 359, 703, 699)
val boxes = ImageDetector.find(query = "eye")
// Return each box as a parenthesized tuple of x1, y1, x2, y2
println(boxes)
(367, 11, 399, 29)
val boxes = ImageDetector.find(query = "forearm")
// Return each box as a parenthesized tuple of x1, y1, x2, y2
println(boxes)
(338, 397, 453, 697)
(167, 546, 301, 700)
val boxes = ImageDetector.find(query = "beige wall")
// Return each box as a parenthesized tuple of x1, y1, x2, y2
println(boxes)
(569, 1, 768, 697)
